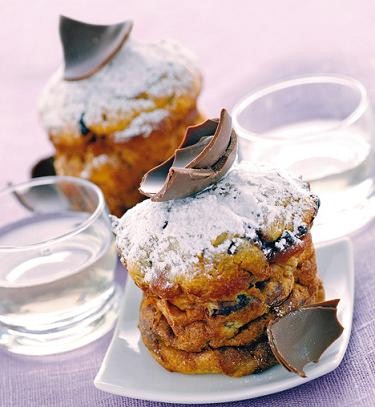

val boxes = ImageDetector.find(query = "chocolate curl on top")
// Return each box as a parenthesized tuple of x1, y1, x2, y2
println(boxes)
(267, 299, 344, 378)
(59, 15, 133, 81)
(139, 109, 238, 202)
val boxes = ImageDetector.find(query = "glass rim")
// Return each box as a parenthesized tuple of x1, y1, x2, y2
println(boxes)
(231, 74, 369, 142)
(0, 175, 105, 251)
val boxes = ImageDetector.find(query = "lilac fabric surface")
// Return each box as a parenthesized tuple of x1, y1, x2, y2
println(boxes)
(1, 1, 375, 406)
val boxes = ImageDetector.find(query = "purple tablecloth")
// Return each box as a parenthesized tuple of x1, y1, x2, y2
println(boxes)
(1, 1, 375, 406)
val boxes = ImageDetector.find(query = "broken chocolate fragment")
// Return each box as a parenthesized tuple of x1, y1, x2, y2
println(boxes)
(59, 15, 133, 81)
(79, 113, 91, 135)
(267, 299, 344, 377)
(139, 109, 238, 202)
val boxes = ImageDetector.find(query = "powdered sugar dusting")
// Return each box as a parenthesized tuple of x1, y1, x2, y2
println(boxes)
(113, 161, 319, 283)
(38, 39, 201, 140)
(113, 109, 169, 140)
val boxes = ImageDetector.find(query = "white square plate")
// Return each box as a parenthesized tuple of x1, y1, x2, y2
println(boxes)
(95, 238, 354, 404)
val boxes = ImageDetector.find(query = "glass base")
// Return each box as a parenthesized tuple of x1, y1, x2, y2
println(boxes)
(312, 194, 375, 243)
(0, 285, 121, 356)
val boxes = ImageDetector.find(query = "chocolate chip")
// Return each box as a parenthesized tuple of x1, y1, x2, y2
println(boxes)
(227, 241, 237, 255)
(313, 195, 321, 209)
(297, 225, 308, 237)
(88, 134, 97, 143)
(79, 113, 90, 135)
(247, 229, 263, 247)
(237, 294, 249, 307)
(211, 294, 251, 317)
(282, 231, 295, 245)
(255, 280, 268, 290)
(261, 231, 296, 260)
(162, 221, 168, 229)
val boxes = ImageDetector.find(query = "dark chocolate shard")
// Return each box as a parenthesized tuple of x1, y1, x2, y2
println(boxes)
(31, 156, 56, 178)
(267, 299, 344, 377)
(139, 109, 238, 202)
(60, 15, 133, 81)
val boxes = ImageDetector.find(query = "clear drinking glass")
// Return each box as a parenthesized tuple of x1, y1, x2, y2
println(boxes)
(0, 176, 120, 355)
(232, 75, 375, 242)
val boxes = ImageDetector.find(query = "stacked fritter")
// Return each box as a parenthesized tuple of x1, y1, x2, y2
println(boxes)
(39, 23, 203, 216)
(114, 161, 323, 377)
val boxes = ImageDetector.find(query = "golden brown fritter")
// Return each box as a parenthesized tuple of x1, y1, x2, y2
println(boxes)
(138, 234, 324, 375)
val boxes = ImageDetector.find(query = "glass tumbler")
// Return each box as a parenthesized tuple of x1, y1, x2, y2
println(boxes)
(0, 176, 120, 355)
(232, 75, 375, 242)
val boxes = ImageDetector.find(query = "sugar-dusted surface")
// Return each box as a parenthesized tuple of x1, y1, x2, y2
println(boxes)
(113, 161, 318, 283)
(113, 109, 169, 140)
(38, 40, 201, 140)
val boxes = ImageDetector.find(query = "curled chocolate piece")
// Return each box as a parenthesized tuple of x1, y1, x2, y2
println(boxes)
(139, 109, 238, 202)
(59, 15, 133, 81)
(267, 299, 344, 377)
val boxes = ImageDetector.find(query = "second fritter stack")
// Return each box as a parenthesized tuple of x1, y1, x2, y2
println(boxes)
(39, 17, 203, 216)
(114, 161, 323, 377)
